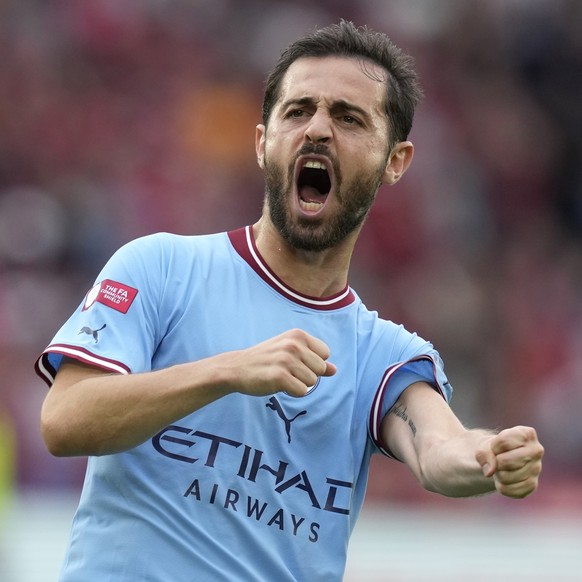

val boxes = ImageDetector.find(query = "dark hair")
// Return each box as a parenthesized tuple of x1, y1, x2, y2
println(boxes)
(262, 20, 423, 147)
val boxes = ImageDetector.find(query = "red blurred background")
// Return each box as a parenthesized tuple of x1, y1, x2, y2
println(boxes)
(1, 0, 581, 515)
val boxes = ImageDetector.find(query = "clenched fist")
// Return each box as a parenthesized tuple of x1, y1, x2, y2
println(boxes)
(476, 426, 544, 499)
(228, 328, 337, 398)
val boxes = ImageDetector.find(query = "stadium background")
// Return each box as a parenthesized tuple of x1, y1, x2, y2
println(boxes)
(0, 1, 581, 579)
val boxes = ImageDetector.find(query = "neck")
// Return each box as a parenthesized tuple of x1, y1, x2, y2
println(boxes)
(252, 217, 356, 298)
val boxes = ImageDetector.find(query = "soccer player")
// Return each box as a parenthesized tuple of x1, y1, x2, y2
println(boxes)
(36, 21, 543, 581)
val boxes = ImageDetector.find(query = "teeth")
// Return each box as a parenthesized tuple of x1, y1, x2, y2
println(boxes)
(303, 160, 327, 171)
(299, 200, 323, 211)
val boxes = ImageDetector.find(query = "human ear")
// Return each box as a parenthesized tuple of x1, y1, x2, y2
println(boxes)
(255, 124, 266, 169)
(382, 141, 414, 185)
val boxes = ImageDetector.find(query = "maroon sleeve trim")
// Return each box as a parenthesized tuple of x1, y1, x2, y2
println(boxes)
(34, 344, 131, 387)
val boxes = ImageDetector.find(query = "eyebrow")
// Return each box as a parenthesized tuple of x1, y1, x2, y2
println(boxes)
(280, 96, 317, 111)
(281, 97, 372, 123)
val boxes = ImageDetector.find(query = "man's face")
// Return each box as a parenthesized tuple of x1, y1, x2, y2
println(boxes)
(256, 56, 395, 252)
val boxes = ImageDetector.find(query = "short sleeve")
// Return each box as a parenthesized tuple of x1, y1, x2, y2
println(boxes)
(34, 235, 165, 386)
(369, 354, 453, 458)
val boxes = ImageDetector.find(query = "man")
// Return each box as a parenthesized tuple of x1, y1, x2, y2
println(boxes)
(36, 21, 543, 581)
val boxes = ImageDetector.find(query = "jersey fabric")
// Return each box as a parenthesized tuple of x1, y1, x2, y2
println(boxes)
(35, 226, 452, 582)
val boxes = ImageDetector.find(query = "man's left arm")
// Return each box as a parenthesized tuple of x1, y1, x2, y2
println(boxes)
(381, 382, 544, 498)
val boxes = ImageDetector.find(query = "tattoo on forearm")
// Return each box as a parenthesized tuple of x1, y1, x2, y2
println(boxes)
(391, 403, 417, 437)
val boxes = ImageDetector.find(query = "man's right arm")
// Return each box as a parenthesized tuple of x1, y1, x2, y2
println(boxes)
(40, 329, 336, 457)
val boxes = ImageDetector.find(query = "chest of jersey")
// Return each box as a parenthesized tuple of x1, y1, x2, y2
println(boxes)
(145, 250, 370, 514)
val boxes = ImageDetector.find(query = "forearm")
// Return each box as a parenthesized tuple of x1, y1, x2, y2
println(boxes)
(383, 384, 543, 500)
(41, 328, 336, 458)
(41, 355, 235, 457)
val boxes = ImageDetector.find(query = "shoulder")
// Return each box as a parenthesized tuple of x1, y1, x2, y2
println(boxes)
(112, 231, 229, 265)
(93, 231, 232, 295)
(121, 230, 228, 252)
(354, 302, 437, 361)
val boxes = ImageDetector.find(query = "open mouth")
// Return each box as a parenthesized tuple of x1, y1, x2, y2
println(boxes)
(297, 159, 332, 212)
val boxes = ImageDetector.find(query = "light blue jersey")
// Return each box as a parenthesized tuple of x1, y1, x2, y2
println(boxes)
(36, 226, 452, 581)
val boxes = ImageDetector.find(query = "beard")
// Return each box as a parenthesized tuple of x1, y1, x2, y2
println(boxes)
(264, 144, 387, 252)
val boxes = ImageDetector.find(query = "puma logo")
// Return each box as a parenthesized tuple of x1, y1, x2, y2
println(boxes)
(266, 396, 307, 444)
(78, 324, 107, 343)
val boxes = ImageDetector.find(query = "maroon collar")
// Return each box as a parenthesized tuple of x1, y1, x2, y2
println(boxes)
(228, 226, 355, 311)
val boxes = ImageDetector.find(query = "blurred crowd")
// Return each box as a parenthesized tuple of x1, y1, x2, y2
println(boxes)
(0, 0, 581, 507)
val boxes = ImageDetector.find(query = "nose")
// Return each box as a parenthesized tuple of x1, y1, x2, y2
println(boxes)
(304, 110, 332, 144)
